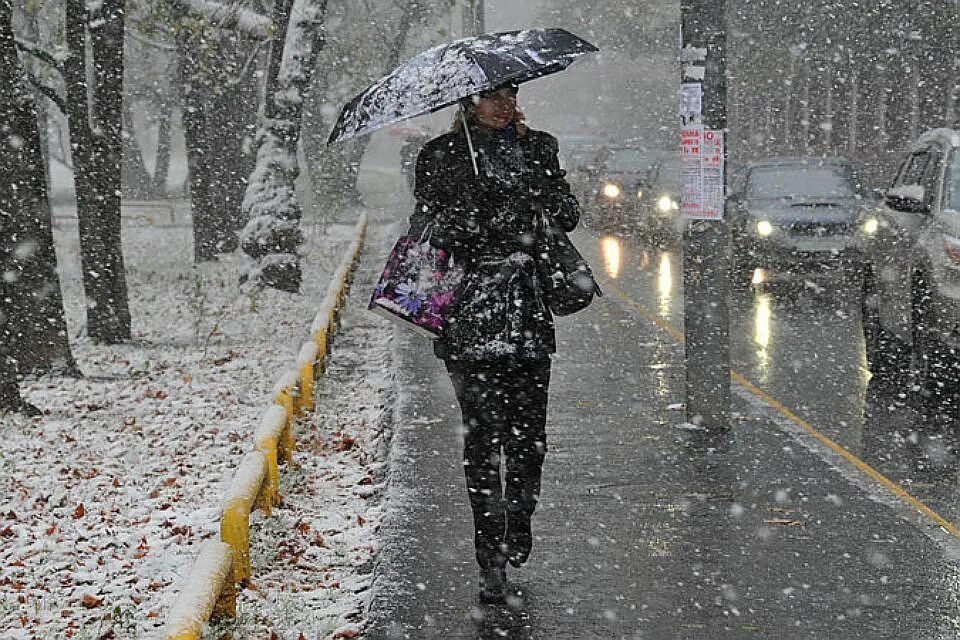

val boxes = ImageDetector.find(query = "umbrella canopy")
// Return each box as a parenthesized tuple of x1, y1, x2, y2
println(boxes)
(326, 28, 598, 145)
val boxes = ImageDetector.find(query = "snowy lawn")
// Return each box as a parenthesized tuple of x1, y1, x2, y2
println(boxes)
(0, 202, 396, 640)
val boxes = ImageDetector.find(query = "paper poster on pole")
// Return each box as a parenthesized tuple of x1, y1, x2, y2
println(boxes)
(679, 80, 725, 221)
(680, 124, 704, 219)
(699, 128, 725, 220)
(680, 83, 702, 126)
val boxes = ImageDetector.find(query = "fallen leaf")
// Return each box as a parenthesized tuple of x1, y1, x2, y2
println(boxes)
(81, 593, 103, 608)
(333, 630, 359, 639)
(762, 518, 804, 527)
(72, 504, 85, 519)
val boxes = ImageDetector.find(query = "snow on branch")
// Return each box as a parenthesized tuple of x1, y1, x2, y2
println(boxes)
(23, 72, 66, 112)
(239, 0, 329, 292)
(14, 37, 65, 71)
(164, 0, 272, 39)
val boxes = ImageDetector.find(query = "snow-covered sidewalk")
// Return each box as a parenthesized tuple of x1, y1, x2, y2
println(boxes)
(0, 203, 397, 639)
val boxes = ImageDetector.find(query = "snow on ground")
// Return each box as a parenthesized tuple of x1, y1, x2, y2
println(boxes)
(0, 201, 397, 640)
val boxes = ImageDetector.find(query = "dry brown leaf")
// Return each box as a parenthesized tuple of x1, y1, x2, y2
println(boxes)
(81, 593, 103, 608)
(72, 504, 85, 520)
(762, 518, 804, 527)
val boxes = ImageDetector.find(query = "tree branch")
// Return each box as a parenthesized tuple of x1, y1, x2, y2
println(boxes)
(164, 0, 272, 39)
(24, 72, 66, 113)
(14, 37, 63, 72)
(125, 28, 177, 52)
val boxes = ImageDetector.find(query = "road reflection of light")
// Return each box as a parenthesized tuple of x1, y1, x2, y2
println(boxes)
(752, 268, 766, 285)
(754, 292, 772, 384)
(657, 253, 673, 317)
(601, 236, 621, 279)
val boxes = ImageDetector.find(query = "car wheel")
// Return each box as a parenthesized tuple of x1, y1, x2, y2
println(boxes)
(861, 268, 900, 384)
(908, 272, 956, 415)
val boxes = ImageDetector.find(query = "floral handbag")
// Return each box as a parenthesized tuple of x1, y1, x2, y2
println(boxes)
(368, 228, 464, 339)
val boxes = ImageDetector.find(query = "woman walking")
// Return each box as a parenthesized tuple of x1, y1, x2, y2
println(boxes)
(409, 82, 580, 604)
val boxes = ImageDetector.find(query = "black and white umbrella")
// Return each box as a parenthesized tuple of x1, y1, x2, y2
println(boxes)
(326, 28, 598, 146)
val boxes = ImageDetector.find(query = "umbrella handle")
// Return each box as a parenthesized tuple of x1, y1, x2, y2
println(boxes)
(460, 108, 480, 177)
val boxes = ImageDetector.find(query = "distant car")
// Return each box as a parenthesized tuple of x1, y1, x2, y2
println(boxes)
(584, 145, 665, 235)
(638, 153, 682, 247)
(560, 137, 604, 202)
(858, 128, 960, 399)
(727, 157, 867, 284)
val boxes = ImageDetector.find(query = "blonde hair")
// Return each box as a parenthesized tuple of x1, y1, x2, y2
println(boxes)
(452, 104, 527, 135)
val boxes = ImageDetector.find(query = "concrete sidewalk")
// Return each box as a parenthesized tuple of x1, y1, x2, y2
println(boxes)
(362, 245, 960, 640)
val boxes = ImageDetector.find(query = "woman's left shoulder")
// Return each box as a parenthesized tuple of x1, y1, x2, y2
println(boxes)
(523, 129, 559, 156)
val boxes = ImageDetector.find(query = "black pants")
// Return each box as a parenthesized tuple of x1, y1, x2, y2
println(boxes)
(446, 357, 551, 567)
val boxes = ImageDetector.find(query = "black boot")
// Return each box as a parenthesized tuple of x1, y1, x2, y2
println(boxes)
(506, 514, 532, 568)
(479, 561, 507, 604)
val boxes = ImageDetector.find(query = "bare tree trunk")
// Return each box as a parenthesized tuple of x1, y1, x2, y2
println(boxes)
(180, 24, 261, 260)
(64, 0, 131, 343)
(178, 30, 217, 261)
(122, 99, 155, 199)
(338, 0, 420, 199)
(848, 66, 859, 156)
(153, 96, 174, 196)
(239, 0, 329, 292)
(0, 0, 77, 411)
(823, 66, 834, 152)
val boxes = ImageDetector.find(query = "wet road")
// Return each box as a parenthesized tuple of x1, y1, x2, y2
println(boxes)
(598, 236, 960, 530)
(362, 222, 960, 639)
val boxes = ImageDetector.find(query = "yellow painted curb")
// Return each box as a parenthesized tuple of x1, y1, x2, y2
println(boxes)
(220, 451, 268, 585)
(253, 404, 289, 508)
(160, 541, 235, 640)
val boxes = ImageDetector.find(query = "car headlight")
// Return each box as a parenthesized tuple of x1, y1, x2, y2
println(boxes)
(657, 195, 679, 213)
(862, 217, 879, 235)
(756, 220, 774, 237)
(637, 190, 644, 200)
(602, 182, 622, 199)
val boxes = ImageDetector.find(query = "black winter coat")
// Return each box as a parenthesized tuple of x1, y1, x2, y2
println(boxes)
(410, 123, 580, 363)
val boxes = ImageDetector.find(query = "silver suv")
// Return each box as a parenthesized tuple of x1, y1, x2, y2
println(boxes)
(859, 128, 960, 404)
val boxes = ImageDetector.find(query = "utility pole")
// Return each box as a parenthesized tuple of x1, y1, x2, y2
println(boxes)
(680, 0, 730, 431)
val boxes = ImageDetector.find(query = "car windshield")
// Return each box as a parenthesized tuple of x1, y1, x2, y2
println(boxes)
(747, 165, 855, 199)
(947, 151, 960, 213)
(604, 148, 656, 173)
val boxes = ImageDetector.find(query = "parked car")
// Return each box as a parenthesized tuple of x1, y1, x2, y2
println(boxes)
(728, 157, 867, 284)
(583, 145, 664, 235)
(858, 128, 960, 400)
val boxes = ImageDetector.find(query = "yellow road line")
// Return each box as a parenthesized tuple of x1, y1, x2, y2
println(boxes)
(605, 280, 960, 539)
